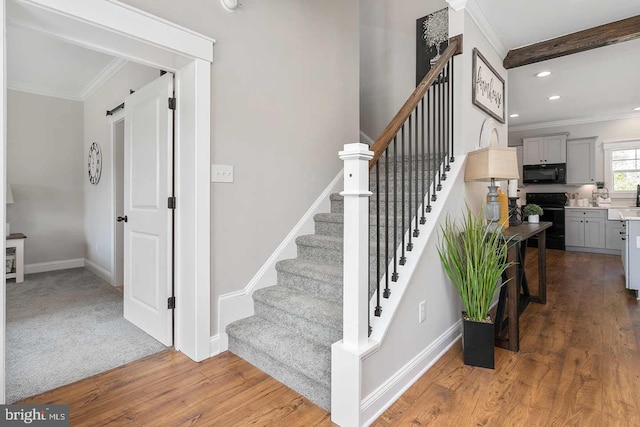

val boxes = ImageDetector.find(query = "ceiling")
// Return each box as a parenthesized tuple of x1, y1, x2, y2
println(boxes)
(7, 25, 126, 102)
(472, 0, 640, 128)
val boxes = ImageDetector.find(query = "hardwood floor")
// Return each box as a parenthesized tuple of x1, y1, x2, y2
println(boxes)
(20, 250, 640, 426)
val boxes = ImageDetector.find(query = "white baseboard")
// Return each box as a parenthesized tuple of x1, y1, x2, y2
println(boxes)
(210, 334, 221, 357)
(25, 258, 85, 274)
(360, 320, 462, 426)
(217, 169, 344, 351)
(84, 258, 112, 283)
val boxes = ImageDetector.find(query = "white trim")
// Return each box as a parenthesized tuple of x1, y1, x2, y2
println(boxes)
(603, 139, 640, 197)
(84, 258, 112, 283)
(360, 320, 462, 426)
(7, 81, 82, 101)
(462, 0, 508, 58)
(509, 112, 640, 132)
(360, 130, 375, 147)
(79, 57, 128, 101)
(217, 170, 344, 351)
(446, 0, 467, 11)
(210, 334, 221, 357)
(24, 258, 85, 274)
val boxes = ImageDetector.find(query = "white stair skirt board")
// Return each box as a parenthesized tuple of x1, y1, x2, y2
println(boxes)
(360, 130, 376, 146)
(217, 170, 343, 352)
(84, 259, 112, 284)
(24, 258, 85, 275)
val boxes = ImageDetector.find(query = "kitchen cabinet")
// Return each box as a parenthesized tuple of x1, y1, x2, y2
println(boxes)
(567, 138, 596, 184)
(565, 209, 605, 249)
(522, 135, 567, 165)
(605, 220, 626, 251)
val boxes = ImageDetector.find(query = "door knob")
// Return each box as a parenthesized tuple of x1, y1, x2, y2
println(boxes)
(116, 215, 128, 223)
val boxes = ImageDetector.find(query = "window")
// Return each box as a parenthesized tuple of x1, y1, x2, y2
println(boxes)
(612, 149, 640, 191)
(603, 140, 640, 197)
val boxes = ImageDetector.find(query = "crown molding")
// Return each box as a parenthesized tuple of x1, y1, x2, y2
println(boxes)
(7, 82, 83, 102)
(464, 0, 508, 58)
(79, 57, 128, 101)
(509, 111, 640, 132)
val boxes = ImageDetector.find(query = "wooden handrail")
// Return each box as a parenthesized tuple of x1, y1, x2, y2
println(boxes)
(369, 34, 463, 169)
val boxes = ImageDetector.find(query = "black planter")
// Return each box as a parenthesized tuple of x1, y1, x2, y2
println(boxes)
(462, 316, 495, 369)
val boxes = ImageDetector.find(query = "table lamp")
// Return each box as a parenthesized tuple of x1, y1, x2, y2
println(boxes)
(6, 184, 13, 236)
(465, 146, 519, 232)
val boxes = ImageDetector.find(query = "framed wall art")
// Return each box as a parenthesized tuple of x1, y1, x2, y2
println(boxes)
(472, 48, 505, 123)
(416, 8, 448, 86)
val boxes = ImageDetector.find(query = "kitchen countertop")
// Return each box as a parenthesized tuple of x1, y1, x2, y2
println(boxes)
(564, 206, 608, 210)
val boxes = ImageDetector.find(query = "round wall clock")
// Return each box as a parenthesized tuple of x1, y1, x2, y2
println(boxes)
(88, 142, 102, 185)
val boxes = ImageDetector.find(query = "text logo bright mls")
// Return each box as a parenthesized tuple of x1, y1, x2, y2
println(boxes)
(2, 405, 69, 426)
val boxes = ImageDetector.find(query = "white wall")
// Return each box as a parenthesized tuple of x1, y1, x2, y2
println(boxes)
(119, 0, 360, 334)
(83, 62, 159, 275)
(360, 0, 447, 141)
(361, 6, 508, 408)
(509, 116, 640, 204)
(7, 90, 85, 264)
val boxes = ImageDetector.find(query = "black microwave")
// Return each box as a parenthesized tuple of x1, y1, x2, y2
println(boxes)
(523, 163, 566, 184)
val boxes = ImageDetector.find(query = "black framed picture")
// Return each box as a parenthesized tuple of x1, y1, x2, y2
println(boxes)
(472, 48, 505, 123)
(416, 8, 448, 86)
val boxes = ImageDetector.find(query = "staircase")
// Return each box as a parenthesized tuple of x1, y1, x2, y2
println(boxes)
(226, 34, 462, 414)
(226, 164, 426, 410)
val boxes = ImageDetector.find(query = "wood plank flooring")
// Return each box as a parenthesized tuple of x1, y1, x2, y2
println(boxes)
(20, 250, 640, 426)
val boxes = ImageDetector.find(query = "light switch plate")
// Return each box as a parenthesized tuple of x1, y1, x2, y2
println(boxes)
(211, 164, 234, 183)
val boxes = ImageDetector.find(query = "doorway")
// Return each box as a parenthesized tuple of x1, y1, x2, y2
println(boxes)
(1, 0, 213, 403)
(113, 118, 125, 289)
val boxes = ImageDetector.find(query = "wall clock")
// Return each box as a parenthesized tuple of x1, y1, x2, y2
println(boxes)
(88, 142, 102, 185)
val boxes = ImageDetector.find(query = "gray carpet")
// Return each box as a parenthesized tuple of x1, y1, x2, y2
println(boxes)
(6, 267, 168, 403)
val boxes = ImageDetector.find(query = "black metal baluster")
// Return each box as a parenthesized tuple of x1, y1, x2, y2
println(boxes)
(407, 114, 413, 252)
(450, 57, 455, 164)
(384, 148, 390, 298)
(413, 105, 420, 237)
(400, 124, 406, 265)
(375, 161, 381, 317)
(431, 85, 437, 202)
(445, 62, 451, 173)
(437, 70, 443, 190)
(392, 136, 399, 282)
(421, 97, 427, 223)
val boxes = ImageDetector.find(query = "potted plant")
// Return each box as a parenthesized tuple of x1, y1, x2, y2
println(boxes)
(523, 203, 543, 223)
(437, 205, 514, 369)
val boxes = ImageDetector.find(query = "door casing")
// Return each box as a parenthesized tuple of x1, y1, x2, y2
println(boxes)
(0, 0, 214, 403)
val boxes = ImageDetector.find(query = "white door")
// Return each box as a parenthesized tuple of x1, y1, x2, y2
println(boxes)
(123, 73, 174, 346)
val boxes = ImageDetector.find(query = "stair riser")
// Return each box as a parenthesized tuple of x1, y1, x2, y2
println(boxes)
(254, 300, 341, 347)
(331, 198, 434, 215)
(276, 268, 343, 303)
(228, 337, 331, 411)
(315, 220, 410, 239)
(297, 243, 391, 272)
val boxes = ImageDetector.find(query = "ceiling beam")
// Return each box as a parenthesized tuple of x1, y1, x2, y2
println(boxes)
(503, 15, 640, 69)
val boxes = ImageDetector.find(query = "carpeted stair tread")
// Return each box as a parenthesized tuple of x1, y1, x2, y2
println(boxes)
(226, 316, 331, 388)
(253, 286, 342, 332)
(276, 259, 342, 286)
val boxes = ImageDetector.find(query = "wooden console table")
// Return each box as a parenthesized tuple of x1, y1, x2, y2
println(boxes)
(6, 233, 27, 283)
(494, 222, 551, 352)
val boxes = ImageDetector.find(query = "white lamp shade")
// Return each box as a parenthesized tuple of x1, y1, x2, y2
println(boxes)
(6, 184, 13, 204)
(464, 146, 519, 182)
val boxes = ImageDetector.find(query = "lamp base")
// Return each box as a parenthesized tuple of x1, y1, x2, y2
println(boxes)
(485, 179, 501, 232)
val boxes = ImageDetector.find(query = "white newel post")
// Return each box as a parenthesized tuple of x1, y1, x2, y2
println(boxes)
(331, 143, 373, 427)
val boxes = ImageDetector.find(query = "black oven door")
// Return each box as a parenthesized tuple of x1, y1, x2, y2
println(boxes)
(527, 207, 565, 250)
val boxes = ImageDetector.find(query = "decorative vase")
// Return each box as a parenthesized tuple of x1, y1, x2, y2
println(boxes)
(528, 214, 540, 223)
(462, 315, 495, 369)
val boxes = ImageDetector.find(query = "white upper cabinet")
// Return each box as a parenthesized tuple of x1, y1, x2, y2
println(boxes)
(566, 138, 596, 185)
(522, 135, 567, 165)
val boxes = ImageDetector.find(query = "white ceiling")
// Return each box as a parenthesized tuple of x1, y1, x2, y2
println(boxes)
(7, 25, 126, 102)
(471, 0, 640, 129)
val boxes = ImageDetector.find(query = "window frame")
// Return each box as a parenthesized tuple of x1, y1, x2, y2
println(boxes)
(604, 140, 640, 198)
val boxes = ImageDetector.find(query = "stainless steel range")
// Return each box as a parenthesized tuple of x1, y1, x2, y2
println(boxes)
(525, 192, 567, 250)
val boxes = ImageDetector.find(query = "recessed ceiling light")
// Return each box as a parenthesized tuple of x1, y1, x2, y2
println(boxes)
(634, 107, 640, 111)
(510, 113, 520, 118)
(548, 95, 561, 101)
(536, 71, 551, 78)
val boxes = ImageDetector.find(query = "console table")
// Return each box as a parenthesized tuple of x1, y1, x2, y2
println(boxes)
(494, 222, 551, 352)
(6, 233, 26, 283)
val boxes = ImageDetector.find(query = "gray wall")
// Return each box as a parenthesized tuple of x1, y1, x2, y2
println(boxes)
(7, 90, 85, 265)
(360, 0, 447, 140)
(119, 0, 361, 334)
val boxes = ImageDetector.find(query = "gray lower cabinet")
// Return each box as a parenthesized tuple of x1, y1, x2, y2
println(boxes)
(565, 209, 606, 249)
(605, 220, 626, 251)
